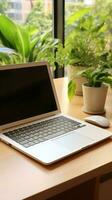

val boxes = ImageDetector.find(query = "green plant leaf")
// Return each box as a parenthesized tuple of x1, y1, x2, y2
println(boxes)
(92, 21, 104, 33)
(103, 77, 112, 86)
(0, 15, 30, 61)
(18, 26, 30, 59)
(0, 51, 22, 65)
(67, 7, 91, 25)
(68, 80, 76, 101)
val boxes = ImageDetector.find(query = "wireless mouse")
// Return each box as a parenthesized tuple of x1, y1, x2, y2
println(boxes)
(84, 115, 110, 128)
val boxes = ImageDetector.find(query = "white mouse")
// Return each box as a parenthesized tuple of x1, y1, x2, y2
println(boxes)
(84, 115, 110, 128)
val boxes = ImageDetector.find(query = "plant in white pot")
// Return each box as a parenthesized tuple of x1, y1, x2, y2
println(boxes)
(65, 6, 105, 97)
(81, 65, 112, 114)
(66, 31, 100, 96)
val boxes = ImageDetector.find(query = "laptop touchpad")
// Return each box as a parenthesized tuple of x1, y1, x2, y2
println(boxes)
(52, 132, 93, 151)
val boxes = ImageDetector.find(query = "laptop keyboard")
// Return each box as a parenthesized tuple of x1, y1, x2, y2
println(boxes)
(4, 116, 85, 148)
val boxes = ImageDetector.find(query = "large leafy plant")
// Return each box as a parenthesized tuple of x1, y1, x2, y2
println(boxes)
(66, 0, 112, 68)
(66, 6, 105, 67)
(65, 31, 100, 67)
(0, 14, 59, 67)
(66, 3, 112, 100)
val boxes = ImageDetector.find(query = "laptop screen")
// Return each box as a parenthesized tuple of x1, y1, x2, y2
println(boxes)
(0, 64, 58, 126)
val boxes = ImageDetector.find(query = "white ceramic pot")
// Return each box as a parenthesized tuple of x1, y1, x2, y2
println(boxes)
(82, 84, 108, 114)
(67, 65, 86, 96)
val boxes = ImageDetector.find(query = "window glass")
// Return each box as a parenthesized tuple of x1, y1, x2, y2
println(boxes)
(65, 0, 94, 76)
(65, 0, 94, 37)
(0, 0, 54, 66)
(65, 0, 112, 78)
(8, 2, 22, 10)
(4, 0, 52, 32)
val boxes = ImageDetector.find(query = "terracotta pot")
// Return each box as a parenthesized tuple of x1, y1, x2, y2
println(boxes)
(67, 66, 86, 96)
(82, 83, 108, 114)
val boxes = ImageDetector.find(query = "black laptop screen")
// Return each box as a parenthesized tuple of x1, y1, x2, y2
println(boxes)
(0, 65, 58, 125)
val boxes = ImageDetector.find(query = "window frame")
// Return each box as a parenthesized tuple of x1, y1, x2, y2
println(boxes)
(53, 0, 65, 78)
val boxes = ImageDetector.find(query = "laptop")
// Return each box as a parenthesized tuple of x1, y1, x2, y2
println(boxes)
(0, 62, 111, 165)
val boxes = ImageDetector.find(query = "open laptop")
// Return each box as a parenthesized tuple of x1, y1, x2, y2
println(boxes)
(0, 62, 111, 165)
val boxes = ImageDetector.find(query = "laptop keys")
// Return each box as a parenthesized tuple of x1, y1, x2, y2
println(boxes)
(4, 116, 86, 148)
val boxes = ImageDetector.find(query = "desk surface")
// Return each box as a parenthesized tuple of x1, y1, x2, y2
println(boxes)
(0, 78, 112, 200)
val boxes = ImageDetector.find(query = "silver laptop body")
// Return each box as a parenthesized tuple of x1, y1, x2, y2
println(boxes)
(0, 62, 111, 165)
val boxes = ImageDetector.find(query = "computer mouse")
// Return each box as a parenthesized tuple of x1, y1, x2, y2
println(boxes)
(84, 115, 110, 128)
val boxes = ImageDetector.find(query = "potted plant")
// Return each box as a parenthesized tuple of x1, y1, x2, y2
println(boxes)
(66, 31, 100, 96)
(81, 64, 112, 114)
(65, 5, 105, 97)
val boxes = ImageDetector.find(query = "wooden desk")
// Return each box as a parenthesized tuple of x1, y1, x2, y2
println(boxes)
(0, 78, 112, 200)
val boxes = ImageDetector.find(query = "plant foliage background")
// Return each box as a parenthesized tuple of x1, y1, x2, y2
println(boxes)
(0, 0, 112, 70)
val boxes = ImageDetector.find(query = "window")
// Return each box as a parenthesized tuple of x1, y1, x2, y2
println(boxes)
(0, 0, 54, 68)
(8, 2, 22, 10)
(65, 0, 94, 37)
(8, 12, 22, 20)
(6, 0, 53, 30)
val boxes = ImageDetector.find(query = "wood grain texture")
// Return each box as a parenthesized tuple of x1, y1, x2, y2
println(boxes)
(0, 78, 112, 200)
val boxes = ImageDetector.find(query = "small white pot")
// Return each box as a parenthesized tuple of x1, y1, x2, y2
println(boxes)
(67, 65, 86, 96)
(82, 83, 108, 114)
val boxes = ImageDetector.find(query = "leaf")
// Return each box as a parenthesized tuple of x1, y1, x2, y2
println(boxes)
(67, 7, 91, 25)
(25, 25, 39, 37)
(18, 26, 30, 59)
(30, 36, 40, 50)
(92, 21, 104, 33)
(0, 31, 13, 48)
(68, 80, 76, 101)
(0, 52, 11, 61)
(0, 15, 30, 60)
(0, 51, 21, 65)
(103, 77, 112, 86)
